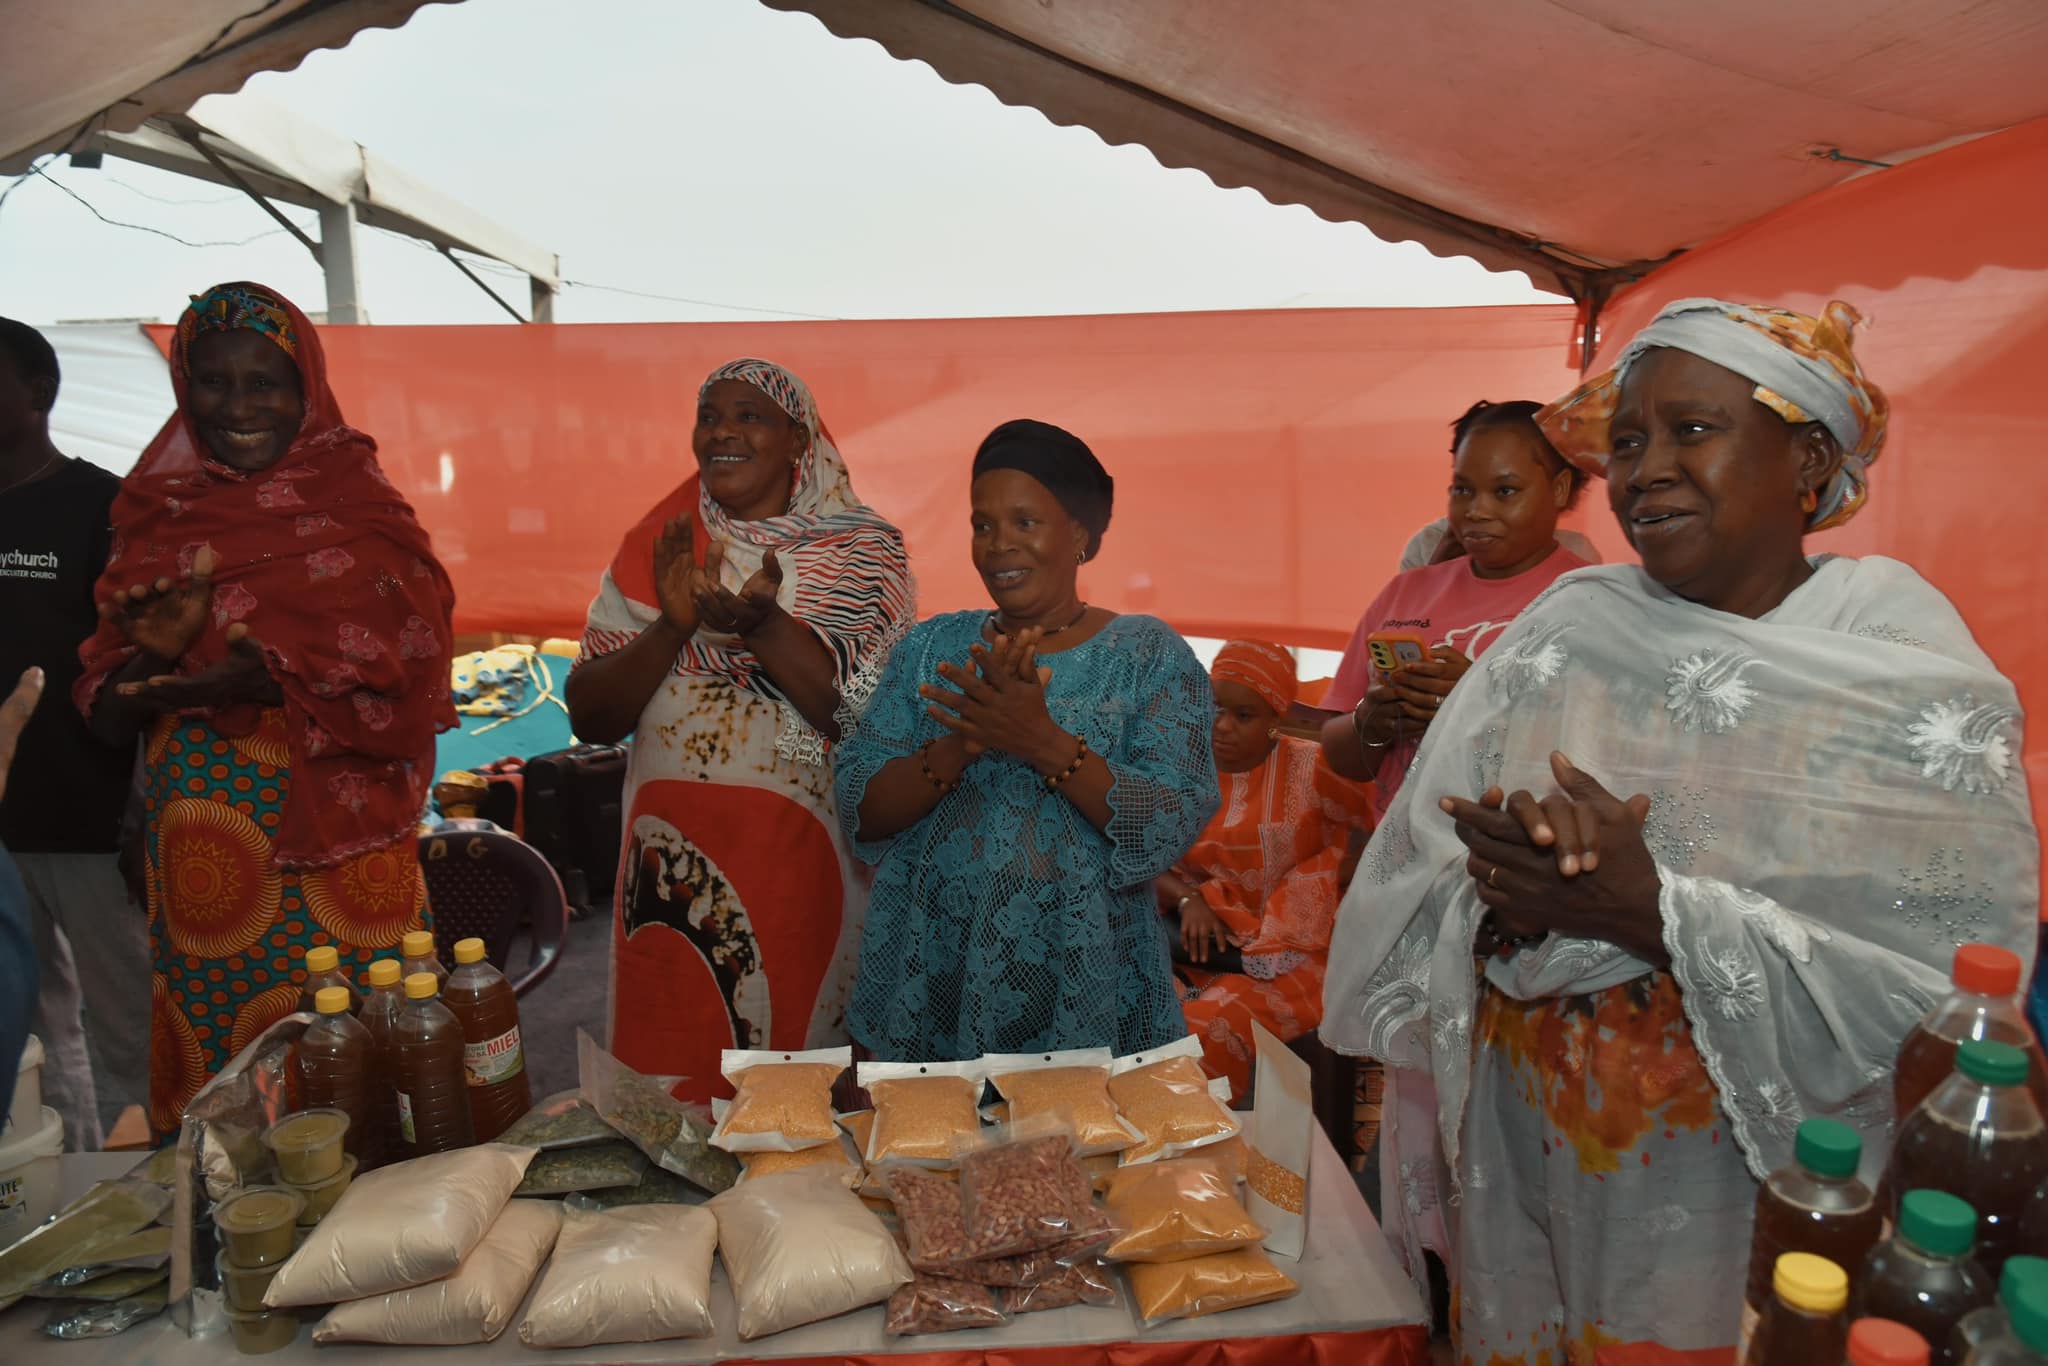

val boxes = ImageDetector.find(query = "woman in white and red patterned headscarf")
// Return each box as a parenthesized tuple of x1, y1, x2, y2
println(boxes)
(568, 359, 914, 1099)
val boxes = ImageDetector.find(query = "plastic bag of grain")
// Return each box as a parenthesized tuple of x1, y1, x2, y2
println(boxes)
(711, 1167, 912, 1339)
(1128, 1245, 1299, 1325)
(264, 1144, 534, 1307)
(710, 1047, 849, 1153)
(855, 1060, 986, 1167)
(517, 1202, 717, 1347)
(736, 1127, 861, 1187)
(983, 1048, 1141, 1157)
(1101, 1158, 1265, 1263)
(1107, 1037, 1240, 1164)
(312, 1200, 560, 1345)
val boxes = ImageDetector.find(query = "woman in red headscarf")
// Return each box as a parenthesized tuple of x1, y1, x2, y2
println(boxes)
(1158, 640, 1376, 1102)
(76, 282, 455, 1138)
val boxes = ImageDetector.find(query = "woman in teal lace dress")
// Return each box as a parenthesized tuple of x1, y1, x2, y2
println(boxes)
(835, 420, 1217, 1060)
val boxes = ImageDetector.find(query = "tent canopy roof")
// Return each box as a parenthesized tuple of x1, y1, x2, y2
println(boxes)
(2, 0, 449, 172)
(766, 0, 2048, 298)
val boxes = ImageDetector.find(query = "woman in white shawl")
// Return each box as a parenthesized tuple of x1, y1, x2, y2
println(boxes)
(1322, 298, 2039, 1361)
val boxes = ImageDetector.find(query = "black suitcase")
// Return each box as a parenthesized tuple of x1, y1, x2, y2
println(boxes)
(521, 744, 628, 916)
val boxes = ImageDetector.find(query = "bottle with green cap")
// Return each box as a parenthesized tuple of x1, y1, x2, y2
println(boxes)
(1749, 1251, 1849, 1364)
(1889, 1039, 2048, 1280)
(1965, 1276, 2048, 1362)
(1857, 1189, 1994, 1362)
(294, 985, 378, 1166)
(1742, 1118, 1884, 1358)
(1955, 1256, 2048, 1361)
(297, 943, 361, 1015)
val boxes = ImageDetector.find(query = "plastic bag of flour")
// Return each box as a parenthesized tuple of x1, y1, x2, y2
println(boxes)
(517, 1202, 716, 1347)
(711, 1168, 912, 1339)
(312, 1200, 560, 1345)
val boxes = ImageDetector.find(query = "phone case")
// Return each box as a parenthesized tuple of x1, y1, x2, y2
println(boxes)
(1366, 634, 1428, 673)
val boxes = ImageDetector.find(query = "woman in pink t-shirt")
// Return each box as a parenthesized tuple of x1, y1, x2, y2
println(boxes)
(1319, 398, 1591, 1307)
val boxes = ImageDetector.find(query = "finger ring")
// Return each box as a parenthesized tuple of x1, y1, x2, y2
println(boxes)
(1487, 866, 1499, 889)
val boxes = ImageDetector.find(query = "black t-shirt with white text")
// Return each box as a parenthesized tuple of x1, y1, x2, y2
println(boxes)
(0, 458, 131, 852)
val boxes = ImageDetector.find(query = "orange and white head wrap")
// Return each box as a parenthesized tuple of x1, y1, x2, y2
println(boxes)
(1210, 640, 1297, 714)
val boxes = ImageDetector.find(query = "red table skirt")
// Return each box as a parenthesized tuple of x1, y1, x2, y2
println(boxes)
(726, 1327, 1430, 1366)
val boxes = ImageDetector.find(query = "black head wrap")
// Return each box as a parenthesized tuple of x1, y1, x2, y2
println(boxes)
(971, 419, 1115, 560)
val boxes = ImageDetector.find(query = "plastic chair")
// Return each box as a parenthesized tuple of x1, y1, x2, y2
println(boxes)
(417, 829, 569, 996)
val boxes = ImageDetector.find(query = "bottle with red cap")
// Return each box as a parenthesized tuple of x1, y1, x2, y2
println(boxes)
(1850, 1318, 1931, 1366)
(1897, 945, 2048, 1120)
(1889, 1041, 2048, 1281)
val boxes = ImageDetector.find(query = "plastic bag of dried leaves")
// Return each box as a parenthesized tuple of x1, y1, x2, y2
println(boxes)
(711, 1048, 849, 1153)
(577, 1031, 738, 1194)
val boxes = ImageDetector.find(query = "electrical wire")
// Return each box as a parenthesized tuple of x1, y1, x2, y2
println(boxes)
(15, 164, 310, 249)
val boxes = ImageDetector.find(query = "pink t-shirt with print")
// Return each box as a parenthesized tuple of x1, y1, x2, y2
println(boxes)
(1327, 543, 1591, 810)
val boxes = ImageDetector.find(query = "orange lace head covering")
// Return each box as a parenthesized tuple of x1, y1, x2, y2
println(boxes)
(1211, 640, 1297, 714)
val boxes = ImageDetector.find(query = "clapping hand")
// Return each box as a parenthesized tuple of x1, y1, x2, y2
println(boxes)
(920, 627, 1057, 760)
(0, 667, 44, 803)
(115, 623, 281, 712)
(651, 517, 701, 636)
(693, 539, 784, 638)
(1440, 751, 1666, 964)
(105, 544, 216, 662)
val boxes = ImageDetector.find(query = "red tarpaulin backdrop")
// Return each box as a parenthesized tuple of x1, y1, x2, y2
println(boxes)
(1580, 113, 2048, 901)
(152, 303, 1582, 649)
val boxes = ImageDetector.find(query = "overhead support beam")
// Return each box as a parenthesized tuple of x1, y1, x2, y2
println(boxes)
(319, 201, 366, 324)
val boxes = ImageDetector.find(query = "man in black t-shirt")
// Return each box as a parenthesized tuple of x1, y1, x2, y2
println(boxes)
(0, 318, 147, 1149)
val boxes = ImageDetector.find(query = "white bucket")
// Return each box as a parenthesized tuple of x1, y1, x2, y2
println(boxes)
(0, 1104, 63, 1245)
(6, 1034, 42, 1138)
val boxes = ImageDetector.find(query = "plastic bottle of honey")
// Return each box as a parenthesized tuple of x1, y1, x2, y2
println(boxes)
(295, 987, 378, 1166)
(391, 972, 474, 1157)
(299, 944, 360, 1014)
(1850, 1318, 1932, 1366)
(1859, 1189, 1994, 1364)
(1741, 1117, 1883, 1356)
(1890, 1041, 2048, 1281)
(1749, 1251, 1848, 1364)
(401, 930, 449, 989)
(442, 938, 530, 1142)
(1898, 945, 2048, 1120)
(1956, 1258, 2048, 1362)
(356, 960, 408, 1168)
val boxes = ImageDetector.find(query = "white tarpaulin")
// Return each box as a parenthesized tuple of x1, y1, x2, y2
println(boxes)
(44, 325, 172, 477)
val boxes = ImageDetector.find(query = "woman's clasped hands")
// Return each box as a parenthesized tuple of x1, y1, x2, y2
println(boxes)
(919, 627, 1060, 764)
(103, 545, 281, 710)
(1440, 750, 1668, 966)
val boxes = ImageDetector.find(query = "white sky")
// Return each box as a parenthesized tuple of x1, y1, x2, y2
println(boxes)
(0, 0, 1556, 326)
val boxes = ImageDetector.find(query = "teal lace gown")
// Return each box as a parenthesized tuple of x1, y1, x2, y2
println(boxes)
(834, 612, 1219, 1060)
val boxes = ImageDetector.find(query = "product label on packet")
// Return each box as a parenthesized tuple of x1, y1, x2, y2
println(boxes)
(464, 1027, 525, 1086)
(397, 1091, 416, 1145)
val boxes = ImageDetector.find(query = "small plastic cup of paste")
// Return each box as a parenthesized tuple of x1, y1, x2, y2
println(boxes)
(286, 1153, 357, 1225)
(212, 1186, 307, 1268)
(263, 1109, 350, 1186)
(226, 1307, 299, 1355)
(214, 1250, 282, 1313)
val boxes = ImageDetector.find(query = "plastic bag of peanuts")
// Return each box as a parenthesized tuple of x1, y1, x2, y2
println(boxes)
(982, 1048, 1142, 1157)
(884, 1162, 1110, 1285)
(710, 1047, 850, 1154)
(954, 1118, 1115, 1261)
(1004, 1257, 1120, 1314)
(883, 1233, 1013, 1336)
(1107, 1037, 1241, 1164)
(854, 1060, 988, 1167)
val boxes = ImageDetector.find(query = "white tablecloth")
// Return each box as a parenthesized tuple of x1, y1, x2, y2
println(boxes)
(2, 1131, 1424, 1362)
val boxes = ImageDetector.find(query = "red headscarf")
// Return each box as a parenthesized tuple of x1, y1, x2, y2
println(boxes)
(1210, 640, 1297, 714)
(76, 282, 456, 869)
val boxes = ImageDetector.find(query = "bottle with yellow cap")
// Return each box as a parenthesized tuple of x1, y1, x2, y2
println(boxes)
(295, 986, 379, 1166)
(391, 972, 474, 1157)
(1746, 1251, 1849, 1364)
(443, 937, 530, 1142)
(400, 930, 449, 989)
(358, 960, 408, 1166)
(298, 943, 361, 1015)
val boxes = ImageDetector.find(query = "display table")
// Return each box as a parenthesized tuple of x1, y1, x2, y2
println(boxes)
(2, 1131, 1428, 1364)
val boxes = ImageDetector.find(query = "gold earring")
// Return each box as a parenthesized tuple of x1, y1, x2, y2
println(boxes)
(1076, 550, 1085, 564)
(1266, 727, 1279, 739)
(1799, 488, 1818, 514)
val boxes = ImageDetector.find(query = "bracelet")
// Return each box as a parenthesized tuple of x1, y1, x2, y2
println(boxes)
(1352, 698, 1393, 752)
(1044, 735, 1090, 791)
(917, 740, 956, 795)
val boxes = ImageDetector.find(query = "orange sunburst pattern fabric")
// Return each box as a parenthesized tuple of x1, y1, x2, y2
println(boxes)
(143, 714, 432, 1144)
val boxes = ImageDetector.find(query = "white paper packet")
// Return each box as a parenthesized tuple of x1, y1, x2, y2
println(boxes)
(1246, 1023, 1310, 1259)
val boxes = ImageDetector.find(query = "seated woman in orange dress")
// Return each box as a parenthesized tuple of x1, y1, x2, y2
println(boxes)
(1159, 641, 1375, 1101)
